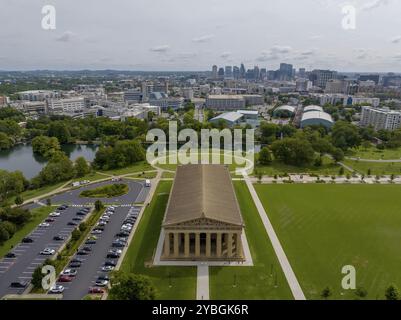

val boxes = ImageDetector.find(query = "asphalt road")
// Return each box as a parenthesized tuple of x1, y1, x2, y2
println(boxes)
(0, 206, 81, 298)
(51, 179, 147, 206)
(61, 206, 142, 300)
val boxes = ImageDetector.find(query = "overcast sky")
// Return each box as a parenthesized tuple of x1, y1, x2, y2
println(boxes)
(0, 0, 400, 72)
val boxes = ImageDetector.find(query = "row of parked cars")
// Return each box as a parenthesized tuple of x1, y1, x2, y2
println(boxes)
(49, 206, 118, 294)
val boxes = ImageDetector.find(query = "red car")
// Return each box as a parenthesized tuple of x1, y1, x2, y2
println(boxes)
(58, 275, 73, 282)
(89, 287, 105, 294)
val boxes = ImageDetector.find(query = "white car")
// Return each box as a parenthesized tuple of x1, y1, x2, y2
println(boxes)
(61, 269, 77, 276)
(108, 249, 122, 254)
(121, 225, 132, 231)
(101, 265, 114, 272)
(50, 212, 61, 217)
(49, 285, 64, 294)
(91, 229, 103, 234)
(40, 248, 56, 255)
(39, 222, 50, 228)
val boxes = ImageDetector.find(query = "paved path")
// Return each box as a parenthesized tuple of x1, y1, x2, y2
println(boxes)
(243, 173, 306, 300)
(196, 265, 209, 300)
(346, 157, 401, 163)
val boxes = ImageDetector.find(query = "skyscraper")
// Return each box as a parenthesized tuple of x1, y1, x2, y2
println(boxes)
(233, 66, 240, 79)
(279, 63, 293, 81)
(240, 63, 246, 79)
(218, 67, 225, 80)
(212, 65, 218, 79)
(225, 66, 233, 79)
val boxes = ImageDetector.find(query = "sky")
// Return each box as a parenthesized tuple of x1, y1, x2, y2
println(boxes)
(0, 0, 400, 72)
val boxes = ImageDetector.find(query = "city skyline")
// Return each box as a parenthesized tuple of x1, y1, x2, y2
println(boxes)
(1, 0, 401, 72)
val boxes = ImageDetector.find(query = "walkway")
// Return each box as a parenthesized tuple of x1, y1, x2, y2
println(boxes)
(196, 265, 209, 300)
(243, 173, 306, 300)
(346, 157, 401, 163)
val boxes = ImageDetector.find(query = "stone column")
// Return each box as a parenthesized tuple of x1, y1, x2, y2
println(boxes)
(195, 233, 200, 257)
(184, 233, 190, 258)
(236, 232, 242, 258)
(227, 233, 233, 258)
(206, 233, 211, 258)
(173, 232, 179, 257)
(216, 233, 222, 258)
(164, 232, 170, 257)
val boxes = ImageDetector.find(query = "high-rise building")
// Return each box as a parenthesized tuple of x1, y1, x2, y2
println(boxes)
(233, 66, 240, 79)
(358, 74, 380, 85)
(360, 106, 401, 131)
(240, 63, 246, 79)
(260, 68, 267, 81)
(253, 66, 260, 81)
(278, 63, 293, 81)
(309, 69, 338, 88)
(212, 65, 218, 79)
(299, 68, 306, 78)
(225, 66, 233, 79)
(218, 67, 225, 80)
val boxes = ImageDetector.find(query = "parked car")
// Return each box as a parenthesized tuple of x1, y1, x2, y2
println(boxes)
(49, 284, 65, 294)
(40, 248, 56, 255)
(53, 235, 66, 241)
(68, 221, 78, 226)
(57, 205, 68, 211)
(112, 241, 125, 248)
(106, 252, 120, 259)
(5, 252, 17, 258)
(72, 217, 83, 222)
(61, 269, 77, 277)
(70, 258, 84, 263)
(10, 281, 29, 288)
(95, 279, 109, 287)
(69, 262, 82, 268)
(45, 218, 55, 223)
(82, 246, 92, 252)
(76, 211, 87, 216)
(58, 275, 73, 282)
(89, 287, 105, 294)
(104, 260, 117, 267)
(116, 231, 130, 237)
(109, 249, 122, 254)
(22, 237, 34, 243)
(101, 265, 114, 272)
(39, 222, 50, 228)
(85, 239, 96, 245)
(145, 179, 151, 187)
(77, 250, 88, 256)
(49, 212, 61, 217)
(91, 229, 103, 235)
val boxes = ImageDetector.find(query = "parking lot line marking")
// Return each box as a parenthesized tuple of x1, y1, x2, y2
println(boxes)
(23, 271, 33, 274)
(18, 276, 32, 279)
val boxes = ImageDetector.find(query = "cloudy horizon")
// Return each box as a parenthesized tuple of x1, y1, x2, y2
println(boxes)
(0, 0, 400, 72)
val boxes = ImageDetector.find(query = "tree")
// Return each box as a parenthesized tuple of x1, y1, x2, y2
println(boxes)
(339, 167, 344, 176)
(32, 136, 61, 159)
(75, 157, 90, 178)
(271, 138, 315, 166)
(331, 121, 361, 151)
(31, 266, 43, 289)
(362, 140, 371, 151)
(95, 200, 103, 211)
(48, 122, 71, 144)
(258, 147, 272, 165)
(385, 284, 399, 300)
(0, 170, 27, 203)
(355, 287, 368, 299)
(332, 148, 344, 162)
(109, 272, 156, 300)
(0, 132, 13, 150)
(15, 195, 24, 205)
(321, 287, 332, 299)
(0, 224, 10, 243)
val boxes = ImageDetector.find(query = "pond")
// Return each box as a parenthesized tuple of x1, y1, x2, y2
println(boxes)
(0, 144, 98, 179)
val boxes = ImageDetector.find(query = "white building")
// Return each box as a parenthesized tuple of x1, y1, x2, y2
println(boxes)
(206, 95, 246, 111)
(18, 90, 60, 101)
(47, 97, 85, 115)
(360, 106, 401, 131)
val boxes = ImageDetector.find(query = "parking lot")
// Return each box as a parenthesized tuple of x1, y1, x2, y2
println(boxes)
(0, 206, 82, 297)
(60, 206, 141, 299)
(0, 179, 149, 299)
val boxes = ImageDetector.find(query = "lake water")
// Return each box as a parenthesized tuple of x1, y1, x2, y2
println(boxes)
(0, 144, 98, 179)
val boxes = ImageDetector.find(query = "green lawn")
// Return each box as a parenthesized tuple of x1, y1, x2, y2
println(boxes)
(161, 171, 176, 179)
(255, 184, 401, 300)
(0, 206, 55, 258)
(119, 181, 196, 300)
(343, 159, 401, 176)
(348, 146, 401, 160)
(209, 182, 293, 300)
(72, 172, 107, 183)
(98, 161, 153, 176)
(80, 183, 128, 198)
(254, 156, 344, 177)
(125, 171, 158, 180)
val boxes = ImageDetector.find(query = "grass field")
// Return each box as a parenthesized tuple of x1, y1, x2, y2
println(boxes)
(0, 206, 55, 258)
(209, 182, 293, 300)
(119, 181, 196, 300)
(253, 156, 344, 177)
(254, 184, 401, 300)
(343, 159, 401, 176)
(99, 161, 153, 176)
(348, 146, 401, 160)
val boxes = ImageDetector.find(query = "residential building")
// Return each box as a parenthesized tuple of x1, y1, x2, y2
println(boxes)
(309, 69, 338, 88)
(206, 95, 246, 111)
(47, 97, 85, 115)
(360, 106, 401, 131)
(18, 90, 60, 101)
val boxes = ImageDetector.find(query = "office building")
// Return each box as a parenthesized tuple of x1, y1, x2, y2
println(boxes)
(360, 106, 401, 131)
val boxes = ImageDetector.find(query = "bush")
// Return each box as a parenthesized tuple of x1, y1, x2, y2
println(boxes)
(71, 228, 81, 241)
(109, 272, 156, 300)
(15, 195, 24, 205)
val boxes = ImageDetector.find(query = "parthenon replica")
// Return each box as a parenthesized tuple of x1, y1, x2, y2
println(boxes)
(161, 164, 245, 261)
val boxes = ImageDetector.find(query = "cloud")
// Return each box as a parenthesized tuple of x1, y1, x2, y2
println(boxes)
(361, 0, 391, 11)
(149, 45, 170, 53)
(393, 54, 401, 60)
(390, 36, 401, 44)
(55, 31, 76, 42)
(255, 45, 292, 62)
(192, 34, 215, 43)
(220, 51, 231, 59)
